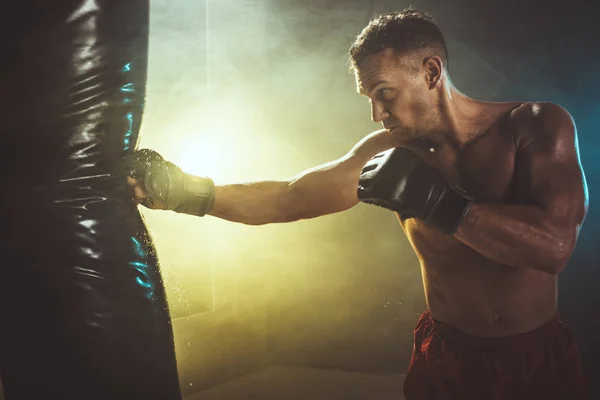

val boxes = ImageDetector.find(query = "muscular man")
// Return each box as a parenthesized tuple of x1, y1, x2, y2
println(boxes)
(128, 10, 589, 399)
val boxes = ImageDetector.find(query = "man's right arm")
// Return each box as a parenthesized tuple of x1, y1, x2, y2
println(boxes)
(208, 129, 399, 225)
(130, 129, 399, 225)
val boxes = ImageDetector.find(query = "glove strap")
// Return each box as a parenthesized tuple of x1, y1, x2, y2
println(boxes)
(176, 175, 215, 217)
(143, 161, 215, 217)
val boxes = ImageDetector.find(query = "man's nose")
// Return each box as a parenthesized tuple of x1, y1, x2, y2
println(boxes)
(371, 100, 389, 123)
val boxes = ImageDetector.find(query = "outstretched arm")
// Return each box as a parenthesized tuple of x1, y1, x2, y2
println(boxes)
(129, 129, 400, 225)
(208, 159, 361, 225)
(454, 103, 588, 274)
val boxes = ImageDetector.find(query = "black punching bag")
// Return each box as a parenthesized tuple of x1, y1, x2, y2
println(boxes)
(1, 1, 182, 399)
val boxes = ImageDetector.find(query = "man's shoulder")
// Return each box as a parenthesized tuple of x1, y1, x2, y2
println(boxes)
(507, 102, 576, 147)
(509, 101, 573, 124)
(349, 129, 399, 157)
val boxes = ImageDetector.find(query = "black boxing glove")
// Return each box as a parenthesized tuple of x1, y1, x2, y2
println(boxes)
(129, 149, 215, 217)
(357, 147, 473, 235)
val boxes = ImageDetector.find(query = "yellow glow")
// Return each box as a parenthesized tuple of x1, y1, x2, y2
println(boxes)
(172, 135, 228, 178)
(142, 0, 426, 388)
(142, 92, 276, 185)
(144, 114, 230, 182)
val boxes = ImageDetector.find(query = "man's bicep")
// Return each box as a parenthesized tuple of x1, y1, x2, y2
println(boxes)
(285, 129, 398, 219)
(519, 104, 588, 226)
(287, 158, 361, 216)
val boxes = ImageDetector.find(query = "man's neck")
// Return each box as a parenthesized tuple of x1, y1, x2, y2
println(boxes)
(405, 88, 513, 163)
(437, 89, 494, 147)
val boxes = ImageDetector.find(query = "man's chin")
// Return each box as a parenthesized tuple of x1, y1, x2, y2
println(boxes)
(389, 127, 414, 141)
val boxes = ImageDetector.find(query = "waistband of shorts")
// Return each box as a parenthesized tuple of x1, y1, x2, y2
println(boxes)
(422, 309, 565, 351)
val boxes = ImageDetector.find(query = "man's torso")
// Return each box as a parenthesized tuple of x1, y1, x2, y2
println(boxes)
(399, 102, 558, 337)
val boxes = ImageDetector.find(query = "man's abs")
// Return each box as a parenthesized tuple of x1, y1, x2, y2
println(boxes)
(404, 219, 558, 338)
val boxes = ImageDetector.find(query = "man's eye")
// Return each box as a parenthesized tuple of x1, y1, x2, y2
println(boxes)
(379, 88, 393, 100)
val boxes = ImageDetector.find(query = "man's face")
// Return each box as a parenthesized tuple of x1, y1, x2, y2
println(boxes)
(356, 48, 437, 140)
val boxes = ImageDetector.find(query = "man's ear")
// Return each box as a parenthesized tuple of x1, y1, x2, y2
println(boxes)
(423, 56, 443, 88)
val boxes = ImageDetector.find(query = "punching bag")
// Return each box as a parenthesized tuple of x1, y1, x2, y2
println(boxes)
(2, 1, 182, 399)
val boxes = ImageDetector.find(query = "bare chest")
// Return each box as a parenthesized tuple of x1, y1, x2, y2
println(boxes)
(402, 123, 526, 259)
(452, 125, 520, 202)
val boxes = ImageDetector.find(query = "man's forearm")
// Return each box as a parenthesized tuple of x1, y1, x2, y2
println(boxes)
(209, 181, 293, 225)
(454, 203, 575, 273)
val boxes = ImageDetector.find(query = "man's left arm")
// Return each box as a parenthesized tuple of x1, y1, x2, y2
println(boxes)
(454, 103, 589, 274)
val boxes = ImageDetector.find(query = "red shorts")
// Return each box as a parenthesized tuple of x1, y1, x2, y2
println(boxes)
(404, 310, 587, 400)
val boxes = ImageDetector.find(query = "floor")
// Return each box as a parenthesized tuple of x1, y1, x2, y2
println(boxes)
(0, 366, 405, 400)
(186, 365, 405, 400)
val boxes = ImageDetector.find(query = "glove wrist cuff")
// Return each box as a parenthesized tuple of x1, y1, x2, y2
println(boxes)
(176, 175, 215, 217)
(426, 185, 473, 235)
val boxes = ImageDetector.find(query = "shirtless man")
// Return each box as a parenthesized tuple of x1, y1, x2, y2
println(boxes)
(128, 9, 589, 399)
